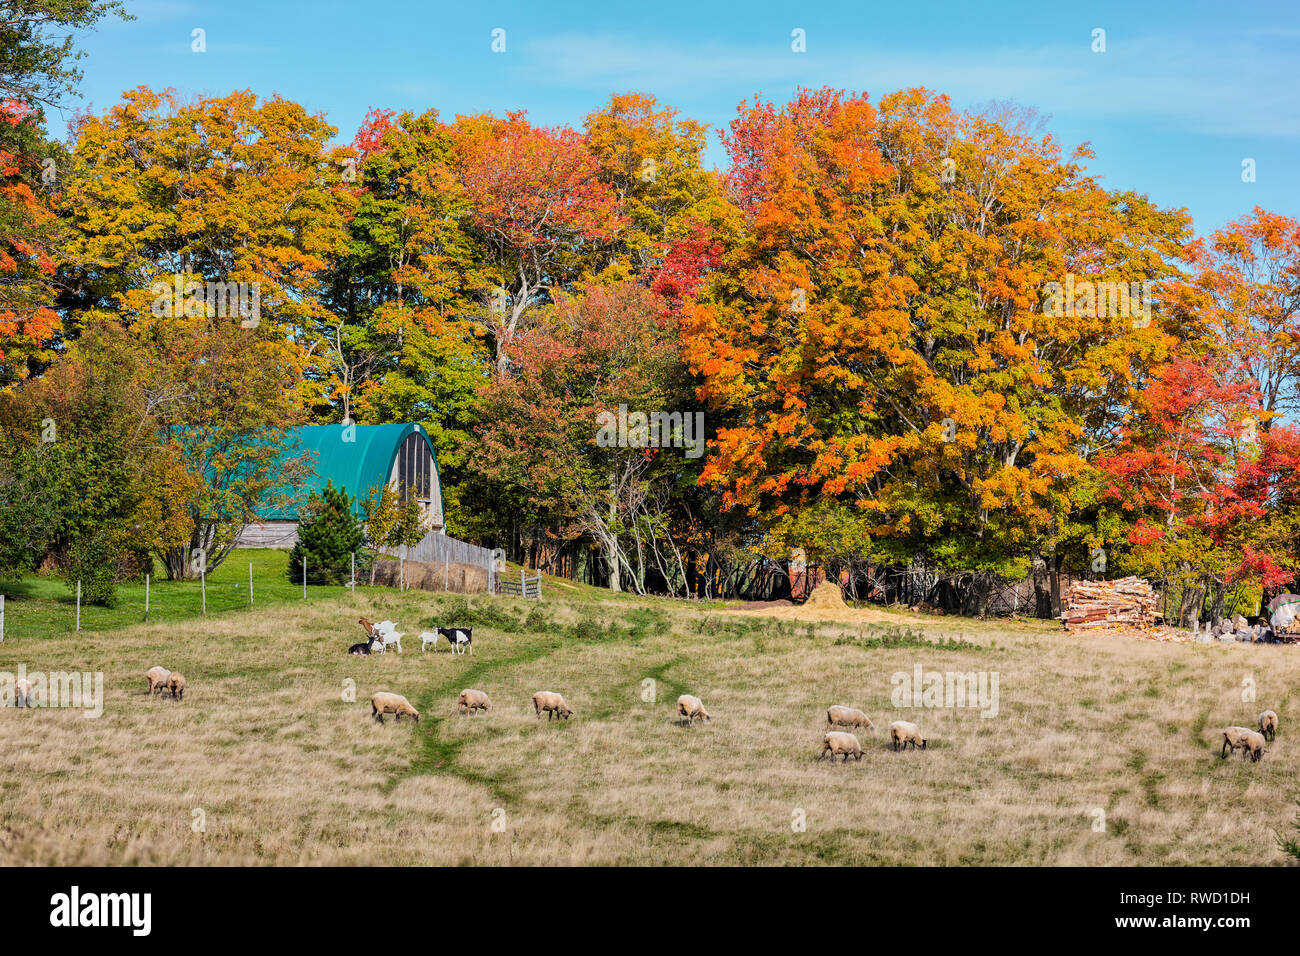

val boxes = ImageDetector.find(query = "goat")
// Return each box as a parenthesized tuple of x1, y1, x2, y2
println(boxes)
(435, 627, 473, 655)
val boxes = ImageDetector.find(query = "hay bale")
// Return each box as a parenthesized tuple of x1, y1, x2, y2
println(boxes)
(802, 581, 846, 609)
(372, 558, 488, 594)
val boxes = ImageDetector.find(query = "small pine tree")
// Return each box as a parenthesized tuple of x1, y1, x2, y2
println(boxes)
(287, 481, 366, 585)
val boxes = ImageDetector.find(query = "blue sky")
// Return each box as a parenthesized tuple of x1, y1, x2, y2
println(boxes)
(61, 0, 1300, 237)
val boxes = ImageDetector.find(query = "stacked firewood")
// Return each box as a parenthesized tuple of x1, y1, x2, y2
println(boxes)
(1062, 577, 1160, 631)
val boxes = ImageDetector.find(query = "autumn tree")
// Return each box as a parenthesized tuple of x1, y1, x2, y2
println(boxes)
(1171, 208, 1300, 427)
(0, 97, 60, 383)
(59, 87, 355, 410)
(475, 280, 695, 592)
(584, 92, 725, 274)
(326, 108, 489, 467)
(684, 88, 1190, 611)
(452, 111, 625, 375)
(0, 1, 128, 381)
(141, 316, 311, 579)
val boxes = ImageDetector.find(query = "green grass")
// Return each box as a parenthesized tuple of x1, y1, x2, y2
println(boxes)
(0, 549, 351, 641)
(833, 622, 990, 652)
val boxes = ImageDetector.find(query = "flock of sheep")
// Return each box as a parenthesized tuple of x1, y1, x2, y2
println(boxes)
(1221, 711, 1279, 762)
(126, 611, 1280, 770)
(368, 688, 574, 724)
(821, 706, 926, 761)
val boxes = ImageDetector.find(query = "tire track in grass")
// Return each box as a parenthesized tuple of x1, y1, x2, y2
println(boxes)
(380, 634, 560, 802)
(583, 654, 690, 722)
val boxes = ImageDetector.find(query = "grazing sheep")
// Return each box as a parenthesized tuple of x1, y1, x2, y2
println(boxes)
(1221, 726, 1265, 761)
(532, 691, 574, 721)
(890, 720, 927, 752)
(15, 678, 32, 709)
(146, 666, 171, 696)
(1258, 710, 1278, 741)
(436, 627, 473, 655)
(820, 731, 863, 762)
(371, 692, 420, 724)
(167, 672, 186, 701)
(457, 689, 492, 715)
(676, 694, 711, 725)
(826, 705, 873, 733)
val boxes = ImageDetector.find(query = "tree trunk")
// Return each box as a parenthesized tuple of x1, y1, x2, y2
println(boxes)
(1049, 553, 1063, 618)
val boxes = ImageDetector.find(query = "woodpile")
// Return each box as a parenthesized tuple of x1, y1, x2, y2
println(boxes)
(1062, 577, 1160, 631)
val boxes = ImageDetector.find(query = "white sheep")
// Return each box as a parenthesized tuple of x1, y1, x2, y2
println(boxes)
(371, 692, 420, 723)
(1258, 710, 1278, 742)
(420, 631, 438, 652)
(457, 689, 492, 715)
(167, 672, 186, 701)
(676, 694, 710, 725)
(15, 678, 32, 709)
(826, 705, 873, 733)
(532, 691, 574, 721)
(146, 666, 170, 696)
(820, 731, 863, 762)
(1221, 726, 1265, 761)
(890, 720, 927, 752)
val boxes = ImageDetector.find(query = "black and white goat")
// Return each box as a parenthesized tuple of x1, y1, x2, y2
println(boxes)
(420, 627, 473, 654)
(348, 636, 380, 655)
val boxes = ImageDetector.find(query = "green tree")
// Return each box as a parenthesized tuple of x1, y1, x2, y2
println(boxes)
(0, 321, 154, 599)
(1, 1, 130, 107)
(0, 434, 59, 577)
(287, 481, 365, 585)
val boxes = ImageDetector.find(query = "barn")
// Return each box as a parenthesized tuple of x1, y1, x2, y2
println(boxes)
(236, 423, 444, 549)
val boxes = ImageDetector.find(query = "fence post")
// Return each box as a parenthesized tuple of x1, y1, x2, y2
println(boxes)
(201, 565, 207, 616)
(400, 548, 405, 592)
(145, 574, 150, 622)
(444, 557, 449, 592)
(249, 561, 254, 607)
(303, 555, 308, 600)
(350, 552, 355, 592)
(76, 580, 81, 631)
(520, 568, 525, 596)
(1, 593, 5, 642)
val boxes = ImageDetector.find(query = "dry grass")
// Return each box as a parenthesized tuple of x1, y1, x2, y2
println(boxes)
(0, 590, 1296, 866)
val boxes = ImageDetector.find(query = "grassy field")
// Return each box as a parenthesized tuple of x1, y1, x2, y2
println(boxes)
(0, 549, 353, 641)
(0, 560, 1297, 865)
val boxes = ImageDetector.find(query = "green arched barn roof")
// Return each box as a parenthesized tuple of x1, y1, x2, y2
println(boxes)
(257, 423, 440, 520)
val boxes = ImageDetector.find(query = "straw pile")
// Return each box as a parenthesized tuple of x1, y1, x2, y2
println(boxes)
(803, 581, 847, 609)
(1062, 577, 1160, 631)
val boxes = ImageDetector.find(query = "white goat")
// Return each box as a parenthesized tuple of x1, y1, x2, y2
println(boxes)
(372, 620, 403, 654)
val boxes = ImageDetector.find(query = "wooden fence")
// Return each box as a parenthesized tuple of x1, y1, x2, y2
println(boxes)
(497, 570, 542, 599)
